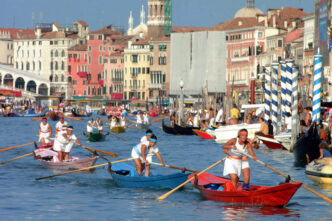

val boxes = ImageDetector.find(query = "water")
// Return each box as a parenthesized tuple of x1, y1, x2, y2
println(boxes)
(0, 116, 332, 220)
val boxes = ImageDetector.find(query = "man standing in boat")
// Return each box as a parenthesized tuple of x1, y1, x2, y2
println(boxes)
(222, 128, 257, 190)
(55, 116, 68, 135)
(87, 118, 94, 136)
(131, 134, 165, 176)
(53, 125, 81, 161)
(38, 117, 53, 147)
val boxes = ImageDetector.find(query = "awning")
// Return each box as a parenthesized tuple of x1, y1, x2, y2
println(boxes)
(0, 89, 22, 97)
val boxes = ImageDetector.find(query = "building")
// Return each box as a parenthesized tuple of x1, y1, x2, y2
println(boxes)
(13, 21, 89, 98)
(128, 5, 148, 37)
(170, 31, 227, 98)
(123, 38, 151, 100)
(0, 28, 34, 65)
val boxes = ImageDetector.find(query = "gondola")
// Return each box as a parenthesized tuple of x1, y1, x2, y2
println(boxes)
(162, 120, 199, 135)
(71, 109, 92, 117)
(293, 124, 321, 167)
(162, 120, 177, 135)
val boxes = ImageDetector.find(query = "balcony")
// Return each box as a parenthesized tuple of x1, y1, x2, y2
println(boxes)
(77, 72, 87, 77)
(98, 80, 104, 86)
(231, 56, 249, 63)
(129, 86, 138, 91)
(111, 78, 123, 83)
(148, 83, 163, 89)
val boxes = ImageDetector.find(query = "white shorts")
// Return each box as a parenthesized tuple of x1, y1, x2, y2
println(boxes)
(131, 148, 152, 163)
(39, 132, 51, 143)
(87, 126, 93, 133)
(64, 142, 74, 153)
(98, 126, 103, 130)
(53, 140, 66, 152)
(223, 158, 250, 177)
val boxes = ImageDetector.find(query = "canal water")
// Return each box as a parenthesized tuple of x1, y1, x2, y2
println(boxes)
(0, 116, 331, 220)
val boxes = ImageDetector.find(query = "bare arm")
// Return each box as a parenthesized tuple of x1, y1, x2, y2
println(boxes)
(246, 143, 257, 161)
(222, 138, 237, 155)
(48, 125, 52, 138)
(141, 145, 148, 164)
(155, 152, 165, 166)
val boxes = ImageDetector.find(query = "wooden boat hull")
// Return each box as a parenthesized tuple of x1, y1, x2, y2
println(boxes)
(162, 120, 198, 135)
(109, 163, 189, 189)
(110, 126, 125, 133)
(72, 110, 92, 117)
(162, 120, 177, 135)
(193, 129, 215, 139)
(39, 156, 98, 169)
(85, 132, 106, 142)
(257, 135, 284, 149)
(47, 111, 60, 121)
(305, 159, 332, 184)
(190, 173, 302, 207)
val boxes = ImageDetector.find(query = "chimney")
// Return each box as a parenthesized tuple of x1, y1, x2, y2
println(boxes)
(35, 27, 42, 39)
(284, 20, 288, 28)
(292, 20, 296, 28)
(272, 16, 276, 28)
(264, 17, 268, 27)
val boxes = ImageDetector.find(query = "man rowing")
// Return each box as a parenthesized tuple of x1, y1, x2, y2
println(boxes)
(87, 118, 94, 136)
(55, 116, 68, 135)
(131, 134, 165, 176)
(95, 117, 103, 134)
(38, 117, 53, 147)
(222, 128, 257, 190)
(53, 125, 82, 161)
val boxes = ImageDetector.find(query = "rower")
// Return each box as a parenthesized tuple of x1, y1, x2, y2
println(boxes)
(120, 114, 127, 127)
(222, 128, 257, 190)
(55, 116, 68, 135)
(137, 111, 144, 125)
(140, 129, 153, 143)
(110, 115, 117, 128)
(87, 118, 94, 136)
(131, 134, 165, 176)
(95, 117, 103, 134)
(63, 126, 82, 161)
(53, 125, 81, 161)
(38, 117, 53, 146)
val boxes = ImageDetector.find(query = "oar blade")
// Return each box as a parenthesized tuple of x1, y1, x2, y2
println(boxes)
(82, 146, 118, 157)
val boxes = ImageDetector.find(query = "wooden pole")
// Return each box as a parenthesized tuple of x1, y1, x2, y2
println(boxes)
(206, 80, 209, 110)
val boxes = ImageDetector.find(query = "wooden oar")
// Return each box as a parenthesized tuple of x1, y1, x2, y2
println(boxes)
(239, 150, 332, 205)
(81, 145, 118, 157)
(36, 158, 133, 180)
(127, 119, 136, 124)
(31, 117, 43, 121)
(150, 162, 198, 173)
(65, 116, 83, 121)
(0, 142, 35, 152)
(0, 152, 34, 164)
(151, 116, 168, 123)
(157, 157, 227, 200)
(107, 131, 127, 141)
(83, 147, 109, 162)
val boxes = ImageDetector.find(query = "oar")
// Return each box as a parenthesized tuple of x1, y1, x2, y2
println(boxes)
(151, 116, 168, 123)
(0, 142, 35, 152)
(238, 150, 332, 205)
(0, 152, 34, 164)
(31, 117, 43, 121)
(127, 119, 137, 124)
(65, 116, 83, 121)
(150, 162, 198, 173)
(81, 145, 118, 157)
(83, 147, 110, 162)
(108, 131, 127, 141)
(36, 158, 133, 180)
(157, 157, 227, 200)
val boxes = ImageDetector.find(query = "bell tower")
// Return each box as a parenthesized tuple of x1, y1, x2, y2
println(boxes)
(147, 0, 172, 38)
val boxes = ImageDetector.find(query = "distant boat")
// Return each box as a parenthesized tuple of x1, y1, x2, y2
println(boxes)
(162, 120, 198, 135)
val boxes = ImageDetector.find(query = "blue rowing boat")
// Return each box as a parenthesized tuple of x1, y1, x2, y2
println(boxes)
(108, 163, 189, 189)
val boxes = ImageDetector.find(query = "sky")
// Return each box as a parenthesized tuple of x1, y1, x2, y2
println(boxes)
(0, 0, 314, 31)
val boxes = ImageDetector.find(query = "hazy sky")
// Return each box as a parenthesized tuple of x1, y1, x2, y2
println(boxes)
(0, 0, 314, 31)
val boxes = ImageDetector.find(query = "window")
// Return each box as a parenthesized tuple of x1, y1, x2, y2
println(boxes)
(55, 61, 58, 70)
(89, 35, 94, 40)
(99, 45, 102, 51)
(89, 56, 91, 64)
(258, 32, 263, 38)
(278, 40, 283, 48)
(150, 56, 153, 65)
(26, 62, 30, 71)
(99, 56, 102, 64)
(132, 55, 138, 63)
(88, 46, 92, 51)
(73, 90, 76, 95)
(50, 62, 53, 70)
(98, 35, 103, 40)
(54, 41, 58, 45)
(61, 50, 65, 57)
(68, 65, 71, 73)
(61, 61, 65, 70)
(39, 61, 42, 70)
(50, 41, 53, 45)
(39, 41, 42, 45)
(84, 90, 86, 95)
(50, 50, 53, 57)
(55, 50, 58, 57)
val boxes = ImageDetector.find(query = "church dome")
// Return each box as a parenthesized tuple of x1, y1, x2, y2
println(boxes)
(234, 7, 263, 18)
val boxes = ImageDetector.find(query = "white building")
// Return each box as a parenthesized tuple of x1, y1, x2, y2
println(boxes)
(13, 21, 89, 97)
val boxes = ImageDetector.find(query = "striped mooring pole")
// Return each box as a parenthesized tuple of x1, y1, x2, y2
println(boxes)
(271, 62, 279, 127)
(313, 52, 323, 123)
(285, 60, 293, 114)
(280, 60, 287, 119)
(291, 65, 299, 149)
(264, 67, 271, 121)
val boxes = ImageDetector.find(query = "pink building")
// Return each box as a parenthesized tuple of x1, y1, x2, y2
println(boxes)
(67, 44, 88, 97)
(104, 51, 124, 100)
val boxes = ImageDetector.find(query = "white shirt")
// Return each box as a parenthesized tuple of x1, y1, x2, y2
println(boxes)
(143, 114, 149, 124)
(216, 109, 224, 122)
(134, 141, 159, 157)
(285, 116, 292, 130)
(56, 121, 68, 131)
(140, 135, 148, 143)
(137, 115, 143, 124)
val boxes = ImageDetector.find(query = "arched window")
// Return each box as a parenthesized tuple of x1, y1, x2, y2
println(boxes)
(155, 5, 157, 17)
(50, 61, 53, 70)
(50, 50, 53, 57)
(39, 61, 42, 70)
(32, 61, 35, 70)
(61, 50, 65, 57)
(21, 62, 24, 70)
(26, 62, 30, 71)
(61, 61, 65, 70)
(55, 61, 58, 70)
(55, 50, 58, 57)
(16, 62, 18, 69)
(61, 75, 64, 82)
(55, 75, 58, 82)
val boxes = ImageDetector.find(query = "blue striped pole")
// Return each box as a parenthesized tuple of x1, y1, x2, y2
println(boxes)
(280, 60, 287, 118)
(285, 60, 293, 114)
(264, 67, 271, 121)
(313, 52, 323, 123)
(271, 62, 279, 127)
(292, 65, 299, 136)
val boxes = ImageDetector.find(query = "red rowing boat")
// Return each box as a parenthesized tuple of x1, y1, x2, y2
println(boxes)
(193, 129, 215, 140)
(190, 173, 302, 207)
(257, 134, 284, 149)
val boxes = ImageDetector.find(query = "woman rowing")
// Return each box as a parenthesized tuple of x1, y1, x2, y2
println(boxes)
(38, 117, 53, 146)
(131, 134, 165, 176)
(222, 128, 257, 190)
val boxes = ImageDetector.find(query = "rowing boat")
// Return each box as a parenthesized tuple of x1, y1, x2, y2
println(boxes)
(162, 120, 199, 135)
(193, 129, 215, 139)
(190, 173, 302, 207)
(85, 131, 106, 142)
(110, 126, 125, 133)
(108, 162, 189, 189)
(305, 158, 332, 184)
(256, 134, 285, 149)
(136, 123, 149, 130)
